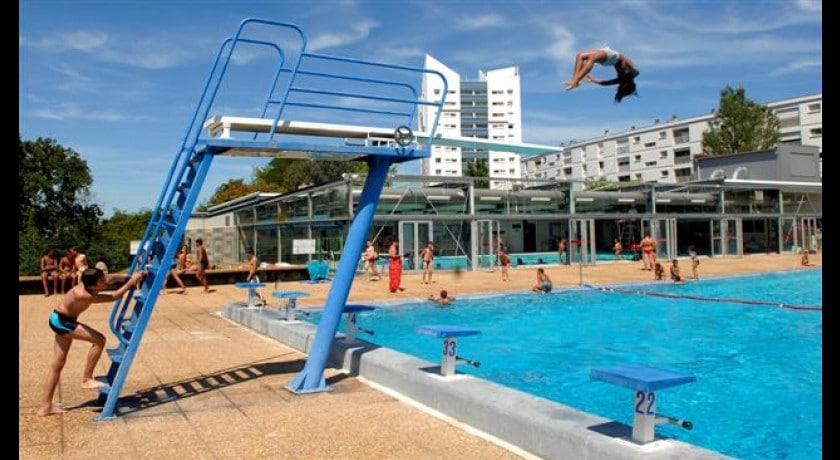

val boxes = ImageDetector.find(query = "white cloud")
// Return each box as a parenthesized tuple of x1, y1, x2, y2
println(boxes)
(307, 18, 379, 52)
(770, 58, 823, 76)
(454, 14, 505, 31)
(20, 31, 108, 52)
(31, 103, 141, 122)
(797, 0, 821, 13)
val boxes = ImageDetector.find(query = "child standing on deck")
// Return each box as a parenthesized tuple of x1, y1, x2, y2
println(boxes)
(688, 246, 700, 280)
(499, 249, 511, 281)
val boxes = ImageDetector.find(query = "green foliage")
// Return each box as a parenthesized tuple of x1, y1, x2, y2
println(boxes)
(18, 135, 104, 275)
(18, 135, 102, 241)
(201, 179, 257, 209)
(584, 176, 620, 191)
(702, 86, 781, 155)
(275, 160, 368, 190)
(97, 208, 154, 271)
(464, 158, 489, 188)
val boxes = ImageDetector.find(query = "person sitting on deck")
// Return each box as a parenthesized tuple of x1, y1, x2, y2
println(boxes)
(532, 268, 553, 293)
(670, 259, 683, 283)
(653, 262, 665, 281)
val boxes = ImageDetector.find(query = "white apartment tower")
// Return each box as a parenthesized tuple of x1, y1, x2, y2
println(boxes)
(420, 54, 523, 188)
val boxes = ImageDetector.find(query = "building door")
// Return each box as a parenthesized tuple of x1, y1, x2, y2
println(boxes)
(780, 218, 796, 253)
(643, 218, 678, 260)
(711, 218, 742, 257)
(569, 219, 596, 265)
(797, 217, 819, 252)
(472, 219, 501, 270)
(399, 220, 433, 271)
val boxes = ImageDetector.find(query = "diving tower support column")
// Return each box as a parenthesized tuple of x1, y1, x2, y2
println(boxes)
(286, 156, 392, 393)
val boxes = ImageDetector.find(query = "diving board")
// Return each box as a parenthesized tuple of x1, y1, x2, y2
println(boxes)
(203, 116, 560, 156)
(204, 116, 399, 141)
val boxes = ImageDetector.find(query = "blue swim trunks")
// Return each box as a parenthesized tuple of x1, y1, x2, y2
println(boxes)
(49, 310, 78, 335)
(541, 281, 553, 293)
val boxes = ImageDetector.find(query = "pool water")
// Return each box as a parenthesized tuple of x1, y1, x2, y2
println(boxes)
(310, 269, 822, 460)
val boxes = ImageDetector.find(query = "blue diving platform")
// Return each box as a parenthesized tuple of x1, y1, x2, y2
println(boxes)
(93, 16, 561, 419)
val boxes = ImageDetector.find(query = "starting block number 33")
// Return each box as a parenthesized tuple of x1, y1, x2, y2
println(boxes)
(443, 340, 457, 357)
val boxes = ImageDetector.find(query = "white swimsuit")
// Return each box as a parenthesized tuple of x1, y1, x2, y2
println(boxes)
(600, 47, 620, 67)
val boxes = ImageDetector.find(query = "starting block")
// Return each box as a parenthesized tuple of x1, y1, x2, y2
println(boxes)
(271, 290, 311, 321)
(415, 325, 481, 377)
(342, 304, 376, 342)
(590, 364, 696, 444)
(235, 281, 266, 308)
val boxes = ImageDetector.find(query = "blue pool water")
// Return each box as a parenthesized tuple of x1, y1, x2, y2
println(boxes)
(311, 269, 822, 460)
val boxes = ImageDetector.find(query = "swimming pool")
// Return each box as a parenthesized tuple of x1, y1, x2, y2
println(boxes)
(310, 269, 822, 460)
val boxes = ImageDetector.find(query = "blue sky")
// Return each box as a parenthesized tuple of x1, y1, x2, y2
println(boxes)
(19, 0, 822, 217)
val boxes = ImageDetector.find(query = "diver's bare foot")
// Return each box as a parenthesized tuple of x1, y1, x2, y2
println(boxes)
(81, 379, 108, 390)
(37, 405, 68, 416)
(564, 80, 579, 91)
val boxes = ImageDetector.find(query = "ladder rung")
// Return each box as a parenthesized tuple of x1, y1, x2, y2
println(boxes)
(107, 347, 125, 363)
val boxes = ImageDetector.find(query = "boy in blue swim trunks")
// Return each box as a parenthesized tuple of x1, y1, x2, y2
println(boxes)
(38, 267, 145, 416)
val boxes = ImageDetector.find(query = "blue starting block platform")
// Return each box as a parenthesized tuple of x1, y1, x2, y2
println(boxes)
(416, 325, 481, 377)
(272, 290, 311, 321)
(590, 364, 696, 444)
(235, 281, 266, 308)
(342, 305, 376, 342)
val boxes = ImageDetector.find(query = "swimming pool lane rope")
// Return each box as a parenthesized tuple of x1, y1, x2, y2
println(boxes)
(583, 284, 822, 311)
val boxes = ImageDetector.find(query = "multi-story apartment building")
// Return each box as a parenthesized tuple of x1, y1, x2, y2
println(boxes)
(521, 93, 822, 183)
(420, 54, 524, 189)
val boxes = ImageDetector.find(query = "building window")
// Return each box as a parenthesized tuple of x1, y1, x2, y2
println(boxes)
(659, 131, 667, 140)
(673, 128, 689, 144)
(633, 136, 641, 144)
(808, 102, 821, 113)
(645, 161, 657, 167)
(660, 170, 669, 178)
(634, 155, 642, 163)
(659, 150, 668, 159)
(644, 142, 656, 147)
(810, 127, 822, 138)
(434, 89, 441, 95)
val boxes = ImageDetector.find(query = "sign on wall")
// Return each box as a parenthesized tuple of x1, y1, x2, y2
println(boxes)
(293, 239, 317, 255)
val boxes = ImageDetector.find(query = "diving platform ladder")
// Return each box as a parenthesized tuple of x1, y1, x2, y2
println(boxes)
(95, 17, 448, 418)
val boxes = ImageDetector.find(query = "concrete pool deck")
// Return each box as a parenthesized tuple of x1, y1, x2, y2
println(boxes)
(19, 253, 820, 459)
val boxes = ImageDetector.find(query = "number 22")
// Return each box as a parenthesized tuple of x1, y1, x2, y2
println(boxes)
(635, 391, 655, 415)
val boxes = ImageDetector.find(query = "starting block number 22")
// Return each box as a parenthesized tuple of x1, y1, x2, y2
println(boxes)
(635, 390, 655, 415)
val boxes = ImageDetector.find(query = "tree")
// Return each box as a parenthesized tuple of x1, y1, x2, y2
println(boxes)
(19, 135, 103, 274)
(201, 179, 257, 209)
(464, 158, 489, 188)
(94, 209, 155, 271)
(702, 86, 780, 155)
(584, 176, 620, 191)
(258, 159, 368, 191)
(19, 135, 103, 240)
